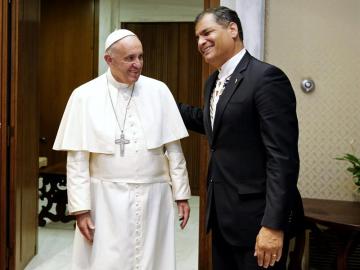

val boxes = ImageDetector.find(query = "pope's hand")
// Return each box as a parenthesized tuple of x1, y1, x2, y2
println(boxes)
(76, 212, 95, 243)
(254, 226, 284, 268)
(176, 200, 190, 229)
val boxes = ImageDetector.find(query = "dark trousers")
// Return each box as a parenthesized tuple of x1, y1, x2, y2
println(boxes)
(211, 204, 290, 270)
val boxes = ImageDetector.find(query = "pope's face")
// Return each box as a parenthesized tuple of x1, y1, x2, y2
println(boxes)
(105, 36, 143, 84)
(195, 14, 236, 68)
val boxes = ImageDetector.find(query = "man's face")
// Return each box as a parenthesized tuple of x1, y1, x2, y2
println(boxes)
(105, 36, 143, 84)
(195, 14, 236, 68)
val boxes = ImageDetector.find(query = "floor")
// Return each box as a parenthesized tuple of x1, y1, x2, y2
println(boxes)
(25, 196, 199, 270)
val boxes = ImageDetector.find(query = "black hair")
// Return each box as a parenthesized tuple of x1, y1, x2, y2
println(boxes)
(195, 6, 243, 41)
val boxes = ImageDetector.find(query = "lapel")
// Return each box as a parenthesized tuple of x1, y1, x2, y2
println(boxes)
(203, 71, 218, 143)
(212, 52, 251, 142)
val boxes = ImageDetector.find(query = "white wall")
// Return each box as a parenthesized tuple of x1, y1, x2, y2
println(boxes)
(221, 0, 265, 60)
(265, 0, 360, 201)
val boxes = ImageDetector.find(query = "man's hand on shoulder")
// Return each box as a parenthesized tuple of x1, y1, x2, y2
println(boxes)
(254, 226, 284, 268)
(75, 211, 95, 243)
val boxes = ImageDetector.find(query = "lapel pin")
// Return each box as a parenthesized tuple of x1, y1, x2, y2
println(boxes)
(235, 78, 238, 84)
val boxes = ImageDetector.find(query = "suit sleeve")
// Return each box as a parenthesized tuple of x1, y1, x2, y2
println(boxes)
(254, 66, 300, 230)
(177, 103, 206, 134)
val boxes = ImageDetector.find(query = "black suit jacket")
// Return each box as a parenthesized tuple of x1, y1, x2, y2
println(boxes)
(179, 52, 304, 247)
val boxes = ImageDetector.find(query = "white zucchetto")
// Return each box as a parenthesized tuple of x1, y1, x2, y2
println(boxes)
(105, 29, 136, 51)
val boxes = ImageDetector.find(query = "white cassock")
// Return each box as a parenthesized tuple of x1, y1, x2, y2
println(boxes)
(53, 70, 191, 270)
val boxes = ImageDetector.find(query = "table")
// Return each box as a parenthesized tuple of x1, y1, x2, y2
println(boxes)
(38, 162, 74, 226)
(292, 198, 360, 270)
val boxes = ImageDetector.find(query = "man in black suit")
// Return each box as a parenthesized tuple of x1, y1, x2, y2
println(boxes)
(178, 6, 304, 270)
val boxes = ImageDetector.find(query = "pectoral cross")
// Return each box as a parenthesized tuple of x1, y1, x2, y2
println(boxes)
(115, 132, 130, 156)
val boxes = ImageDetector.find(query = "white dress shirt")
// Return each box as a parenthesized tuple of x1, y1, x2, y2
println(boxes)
(210, 48, 246, 128)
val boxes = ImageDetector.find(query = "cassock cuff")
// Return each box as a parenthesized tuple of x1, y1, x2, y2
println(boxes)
(67, 151, 92, 213)
(166, 141, 191, 200)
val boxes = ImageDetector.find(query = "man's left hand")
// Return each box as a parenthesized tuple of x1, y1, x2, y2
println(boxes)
(254, 226, 284, 268)
(176, 200, 190, 229)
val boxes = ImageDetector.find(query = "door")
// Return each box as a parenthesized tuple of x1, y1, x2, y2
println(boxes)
(39, 0, 99, 166)
(8, 0, 40, 269)
(122, 22, 203, 195)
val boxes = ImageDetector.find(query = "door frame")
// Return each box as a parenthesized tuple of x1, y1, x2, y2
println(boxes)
(198, 1, 218, 269)
(7, 0, 40, 269)
(0, 0, 10, 269)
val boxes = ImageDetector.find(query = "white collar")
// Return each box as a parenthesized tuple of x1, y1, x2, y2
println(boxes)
(107, 68, 134, 90)
(106, 69, 135, 103)
(218, 48, 246, 80)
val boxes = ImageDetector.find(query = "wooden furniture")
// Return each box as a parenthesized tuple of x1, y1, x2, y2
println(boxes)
(38, 162, 74, 226)
(294, 198, 360, 270)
